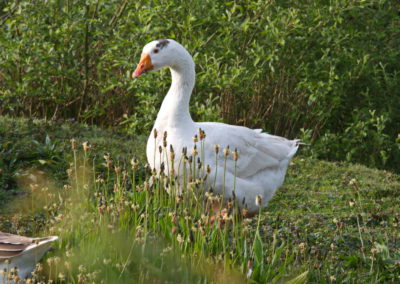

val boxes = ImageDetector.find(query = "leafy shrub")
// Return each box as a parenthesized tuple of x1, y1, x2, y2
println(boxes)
(0, 0, 399, 172)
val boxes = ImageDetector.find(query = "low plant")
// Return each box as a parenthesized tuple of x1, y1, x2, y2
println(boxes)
(1, 119, 399, 282)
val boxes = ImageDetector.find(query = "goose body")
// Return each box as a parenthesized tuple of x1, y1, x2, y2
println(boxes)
(0, 231, 58, 282)
(133, 39, 299, 213)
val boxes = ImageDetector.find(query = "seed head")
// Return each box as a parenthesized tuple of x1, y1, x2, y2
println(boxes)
(198, 128, 206, 140)
(223, 146, 230, 156)
(233, 148, 238, 161)
(175, 195, 183, 203)
(206, 165, 211, 174)
(193, 135, 198, 143)
(163, 131, 167, 140)
(169, 145, 175, 161)
(177, 234, 184, 244)
(82, 141, 90, 152)
(36, 263, 43, 272)
(130, 157, 138, 169)
(159, 145, 162, 154)
(114, 166, 121, 174)
(30, 183, 39, 193)
(58, 273, 66, 281)
(71, 138, 77, 150)
(192, 145, 198, 156)
(183, 208, 190, 216)
(153, 129, 158, 139)
(214, 144, 219, 154)
(255, 195, 262, 207)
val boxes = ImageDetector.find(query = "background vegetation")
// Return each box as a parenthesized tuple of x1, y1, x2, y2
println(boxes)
(1, 0, 399, 172)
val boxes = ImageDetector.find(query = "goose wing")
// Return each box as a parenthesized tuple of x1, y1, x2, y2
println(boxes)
(199, 122, 299, 178)
(0, 231, 55, 258)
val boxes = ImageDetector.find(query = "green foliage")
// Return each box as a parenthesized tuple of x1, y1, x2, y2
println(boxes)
(300, 109, 400, 170)
(0, 118, 67, 201)
(0, 116, 145, 206)
(0, 0, 399, 172)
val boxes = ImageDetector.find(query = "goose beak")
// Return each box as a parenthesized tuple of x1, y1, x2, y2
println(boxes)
(133, 53, 153, 78)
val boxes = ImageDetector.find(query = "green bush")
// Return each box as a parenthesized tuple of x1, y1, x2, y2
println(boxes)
(0, 0, 399, 172)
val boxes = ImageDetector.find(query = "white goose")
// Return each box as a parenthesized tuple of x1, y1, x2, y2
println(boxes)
(0, 231, 58, 282)
(133, 39, 299, 214)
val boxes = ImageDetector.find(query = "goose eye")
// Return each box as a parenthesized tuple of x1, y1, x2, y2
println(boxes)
(153, 48, 159, 54)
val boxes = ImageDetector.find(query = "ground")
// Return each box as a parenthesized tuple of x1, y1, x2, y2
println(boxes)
(0, 116, 399, 283)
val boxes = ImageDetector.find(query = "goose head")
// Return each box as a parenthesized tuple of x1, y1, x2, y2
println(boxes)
(132, 39, 193, 78)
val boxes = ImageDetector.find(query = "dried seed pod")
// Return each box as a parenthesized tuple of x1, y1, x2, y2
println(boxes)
(255, 195, 262, 207)
(233, 148, 238, 161)
(153, 128, 158, 138)
(192, 145, 198, 156)
(130, 157, 138, 169)
(223, 146, 230, 157)
(82, 141, 90, 152)
(198, 128, 206, 140)
(71, 138, 77, 150)
(114, 166, 121, 174)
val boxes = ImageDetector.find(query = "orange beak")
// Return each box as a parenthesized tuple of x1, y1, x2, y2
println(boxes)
(132, 53, 153, 78)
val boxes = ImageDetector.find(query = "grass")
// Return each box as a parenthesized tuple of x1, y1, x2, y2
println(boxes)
(0, 116, 399, 283)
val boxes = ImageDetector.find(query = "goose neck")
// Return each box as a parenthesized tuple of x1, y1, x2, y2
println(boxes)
(157, 61, 195, 126)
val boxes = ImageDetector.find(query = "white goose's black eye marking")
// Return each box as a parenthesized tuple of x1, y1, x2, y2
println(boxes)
(156, 39, 170, 49)
(153, 48, 159, 54)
